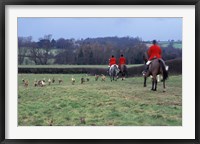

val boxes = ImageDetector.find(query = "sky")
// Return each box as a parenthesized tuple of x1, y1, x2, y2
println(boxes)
(18, 18, 182, 41)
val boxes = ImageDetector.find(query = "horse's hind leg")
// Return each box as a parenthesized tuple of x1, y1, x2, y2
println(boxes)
(151, 80, 154, 90)
(151, 76, 157, 91)
(155, 79, 157, 91)
(144, 76, 147, 87)
(122, 73, 124, 80)
(163, 80, 166, 92)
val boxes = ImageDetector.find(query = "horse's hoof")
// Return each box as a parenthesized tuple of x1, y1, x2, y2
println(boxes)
(163, 89, 166, 92)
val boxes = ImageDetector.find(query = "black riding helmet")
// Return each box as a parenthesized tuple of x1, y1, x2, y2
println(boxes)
(152, 40, 157, 44)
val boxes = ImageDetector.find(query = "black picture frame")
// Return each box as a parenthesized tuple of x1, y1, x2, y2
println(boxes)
(0, 0, 199, 143)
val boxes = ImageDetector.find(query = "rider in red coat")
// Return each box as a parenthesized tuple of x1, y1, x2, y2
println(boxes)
(107, 55, 117, 73)
(119, 54, 126, 65)
(109, 55, 117, 66)
(143, 40, 167, 75)
(148, 42, 162, 61)
(118, 54, 126, 70)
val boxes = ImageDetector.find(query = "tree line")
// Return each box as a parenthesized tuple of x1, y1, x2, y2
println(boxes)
(18, 34, 182, 65)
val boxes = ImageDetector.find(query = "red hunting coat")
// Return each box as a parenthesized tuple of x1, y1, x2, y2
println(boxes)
(119, 57, 126, 65)
(109, 57, 117, 66)
(148, 44, 162, 60)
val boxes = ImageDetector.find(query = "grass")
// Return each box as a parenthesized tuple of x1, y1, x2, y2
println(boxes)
(18, 74, 182, 126)
(146, 42, 182, 49)
(173, 43, 182, 49)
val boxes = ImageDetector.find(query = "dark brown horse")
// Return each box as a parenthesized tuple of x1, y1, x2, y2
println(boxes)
(119, 64, 128, 80)
(143, 57, 168, 92)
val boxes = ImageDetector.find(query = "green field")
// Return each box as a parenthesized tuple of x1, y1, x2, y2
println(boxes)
(146, 42, 182, 49)
(18, 74, 182, 126)
(173, 43, 182, 49)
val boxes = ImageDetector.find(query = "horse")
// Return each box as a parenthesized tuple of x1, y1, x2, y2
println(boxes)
(109, 64, 120, 81)
(143, 56, 168, 92)
(119, 64, 128, 80)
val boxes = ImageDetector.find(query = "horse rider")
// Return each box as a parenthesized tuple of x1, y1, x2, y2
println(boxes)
(118, 54, 126, 72)
(108, 55, 117, 72)
(142, 40, 168, 75)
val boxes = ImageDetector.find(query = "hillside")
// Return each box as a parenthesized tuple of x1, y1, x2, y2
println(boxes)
(18, 36, 182, 65)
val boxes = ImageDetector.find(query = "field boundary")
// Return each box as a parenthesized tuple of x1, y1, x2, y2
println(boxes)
(18, 58, 182, 76)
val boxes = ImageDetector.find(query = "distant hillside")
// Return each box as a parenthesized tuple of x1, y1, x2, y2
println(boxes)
(18, 36, 182, 65)
(144, 41, 182, 49)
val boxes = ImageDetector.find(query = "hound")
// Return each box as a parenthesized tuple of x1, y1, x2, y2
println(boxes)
(24, 80, 29, 87)
(58, 79, 63, 84)
(48, 78, 51, 85)
(71, 77, 75, 85)
(101, 74, 106, 82)
(52, 77, 55, 83)
(95, 74, 99, 81)
(81, 77, 85, 84)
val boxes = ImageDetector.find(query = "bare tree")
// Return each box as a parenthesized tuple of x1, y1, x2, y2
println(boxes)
(18, 36, 32, 64)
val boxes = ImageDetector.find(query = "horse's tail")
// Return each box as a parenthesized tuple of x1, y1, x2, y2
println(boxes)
(159, 60, 168, 80)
